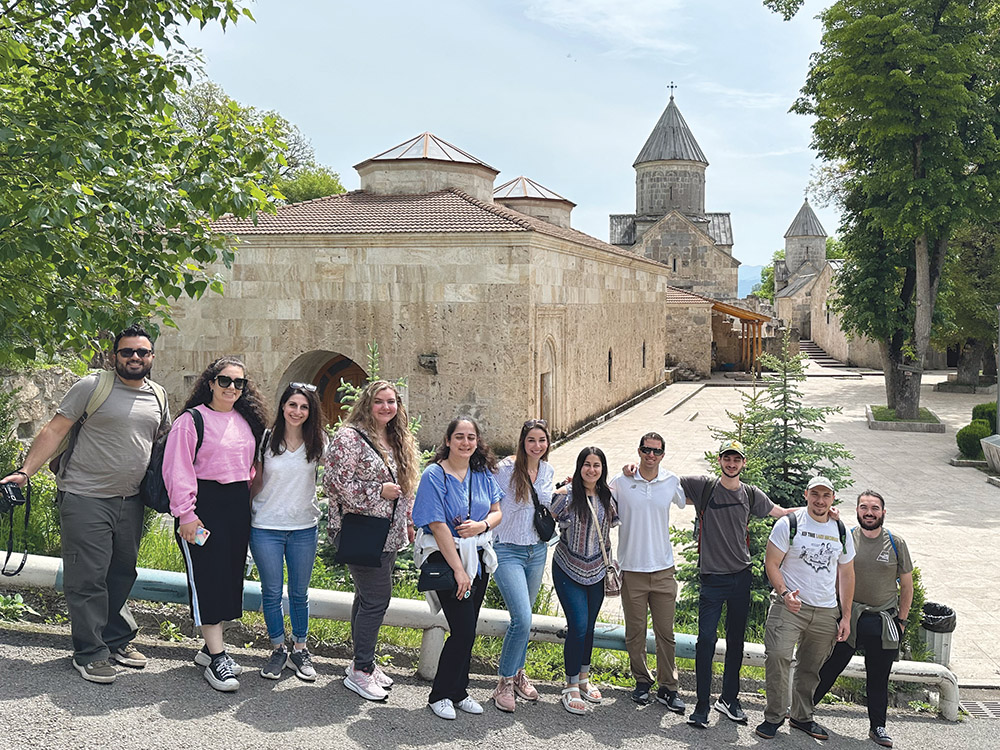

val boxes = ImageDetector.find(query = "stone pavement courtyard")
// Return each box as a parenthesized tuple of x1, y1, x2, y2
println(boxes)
(546, 368, 1000, 687)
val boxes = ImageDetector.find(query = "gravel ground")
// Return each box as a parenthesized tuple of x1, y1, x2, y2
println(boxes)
(2, 622, 997, 750)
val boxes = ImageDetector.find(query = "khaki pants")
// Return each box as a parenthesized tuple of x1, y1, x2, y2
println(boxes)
(621, 568, 678, 690)
(763, 593, 840, 724)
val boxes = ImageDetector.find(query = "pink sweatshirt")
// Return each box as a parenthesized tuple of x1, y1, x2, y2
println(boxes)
(162, 404, 255, 525)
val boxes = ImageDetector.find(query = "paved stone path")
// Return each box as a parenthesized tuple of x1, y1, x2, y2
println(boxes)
(547, 368, 1000, 686)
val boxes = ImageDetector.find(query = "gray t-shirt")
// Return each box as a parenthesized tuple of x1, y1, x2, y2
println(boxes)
(681, 475, 775, 575)
(57, 373, 166, 498)
(852, 527, 913, 608)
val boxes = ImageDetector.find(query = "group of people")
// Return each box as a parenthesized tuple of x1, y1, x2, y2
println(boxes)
(0, 326, 914, 748)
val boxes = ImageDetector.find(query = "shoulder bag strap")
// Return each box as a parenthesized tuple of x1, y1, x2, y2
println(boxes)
(585, 494, 612, 569)
(529, 481, 542, 509)
(1, 478, 30, 577)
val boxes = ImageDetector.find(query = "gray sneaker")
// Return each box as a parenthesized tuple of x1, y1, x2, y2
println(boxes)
(260, 645, 288, 680)
(73, 659, 117, 684)
(287, 648, 316, 681)
(110, 644, 147, 668)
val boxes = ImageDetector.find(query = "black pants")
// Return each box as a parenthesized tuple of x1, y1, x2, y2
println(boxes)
(814, 612, 897, 729)
(696, 566, 752, 706)
(429, 566, 489, 704)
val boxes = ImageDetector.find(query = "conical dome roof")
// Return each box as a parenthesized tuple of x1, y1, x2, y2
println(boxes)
(355, 132, 497, 172)
(494, 176, 574, 205)
(634, 96, 708, 166)
(784, 199, 826, 238)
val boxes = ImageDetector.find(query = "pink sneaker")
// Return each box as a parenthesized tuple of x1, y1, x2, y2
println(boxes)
(372, 663, 394, 690)
(513, 669, 539, 701)
(494, 677, 516, 713)
(344, 666, 388, 701)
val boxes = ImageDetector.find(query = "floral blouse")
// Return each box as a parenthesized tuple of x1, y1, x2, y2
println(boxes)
(551, 488, 619, 586)
(323, 426, 413, 553)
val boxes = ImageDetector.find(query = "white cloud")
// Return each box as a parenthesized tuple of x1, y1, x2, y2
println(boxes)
(521, 0, 692, 58)
(694, 81, 789, 110)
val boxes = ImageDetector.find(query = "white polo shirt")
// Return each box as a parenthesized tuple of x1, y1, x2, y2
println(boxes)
(610, 467, 686, 572)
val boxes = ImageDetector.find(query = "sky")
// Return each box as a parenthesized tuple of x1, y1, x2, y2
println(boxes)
(183, 0, 837, 267)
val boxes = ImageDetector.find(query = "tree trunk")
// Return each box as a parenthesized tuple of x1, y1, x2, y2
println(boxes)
(955, 338, 988, 386)
(984, 344, 998, 380)
(891, 367, 923, 419)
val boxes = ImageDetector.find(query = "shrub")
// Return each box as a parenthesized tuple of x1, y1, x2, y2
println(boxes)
(956, 419, 991, 459)
(972, 402, 997, 434)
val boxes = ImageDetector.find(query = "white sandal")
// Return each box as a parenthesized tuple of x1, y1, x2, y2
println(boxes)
(561, 686, 588, 715)
(579, 677, 602, 703)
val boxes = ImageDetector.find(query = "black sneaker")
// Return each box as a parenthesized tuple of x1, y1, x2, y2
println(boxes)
(790, 718, 830, 740)
(631, 681, 653, 705)
(260, 645, 287, 680)
(194, 645, 243, 676)
(869, 727, 893, 748)
(714, 695, 748, 723)
(655, 687, 686, 714)
(687, 702, 710, 728)
(204, 654, 239, 692)
(73, 659, 117, 684)
(755, 720, 783, 739)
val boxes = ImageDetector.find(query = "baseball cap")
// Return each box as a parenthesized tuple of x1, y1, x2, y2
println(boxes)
(806, 475, 835, 491)
(718, 440, 746, 458)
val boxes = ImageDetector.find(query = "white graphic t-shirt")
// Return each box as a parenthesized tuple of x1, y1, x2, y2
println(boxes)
(769, 508, 856, 608)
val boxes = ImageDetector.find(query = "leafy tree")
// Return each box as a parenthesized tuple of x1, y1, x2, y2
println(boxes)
(788, 0, 1000, 418)
(932, 223, 1000, 385)
(754, 250, 783, 302)
(0, 1, 285, 366)
(276, 165, 346, 205)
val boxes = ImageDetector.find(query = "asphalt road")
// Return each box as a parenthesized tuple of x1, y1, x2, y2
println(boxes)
(2, 623, 997, 750)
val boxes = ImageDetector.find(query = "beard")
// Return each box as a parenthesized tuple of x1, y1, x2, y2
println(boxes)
(721, 465, 743, 478)
(857, 513, 884, 530)
(115, 358, 152, 381)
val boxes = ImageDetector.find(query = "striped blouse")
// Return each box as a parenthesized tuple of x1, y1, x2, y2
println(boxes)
(551, 488, 619, 586)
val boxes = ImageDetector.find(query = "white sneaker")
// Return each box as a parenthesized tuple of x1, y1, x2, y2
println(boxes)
(372, 663, 394, 689)
(455, 696, 484, 714)
(429, 698, 456, 720)
(344, 666, 388, 701)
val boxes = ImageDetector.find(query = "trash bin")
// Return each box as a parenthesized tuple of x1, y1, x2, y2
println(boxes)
(920, 602, 956, 666)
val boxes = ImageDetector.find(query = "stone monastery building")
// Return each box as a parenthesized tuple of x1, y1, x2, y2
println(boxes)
(157, 98, 767, 446)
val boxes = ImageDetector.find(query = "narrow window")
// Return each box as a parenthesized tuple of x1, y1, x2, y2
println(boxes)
(608, 349, 613, 383)
(642, 341, 647, 368)
(672, 257, 677, 272)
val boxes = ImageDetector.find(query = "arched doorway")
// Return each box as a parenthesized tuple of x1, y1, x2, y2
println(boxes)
(539, 337, 558, 432)
(277, 350, 367, 427)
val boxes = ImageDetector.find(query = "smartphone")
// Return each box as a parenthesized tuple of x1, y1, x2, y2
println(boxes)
(194, 527, 211, 546)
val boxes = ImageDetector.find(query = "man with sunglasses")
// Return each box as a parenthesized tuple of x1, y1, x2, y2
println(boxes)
(0, 324, 169, 683)
(609, 432, 688, 713)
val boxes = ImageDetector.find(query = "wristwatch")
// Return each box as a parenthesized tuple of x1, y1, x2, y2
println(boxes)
(780, 589, 790, 598)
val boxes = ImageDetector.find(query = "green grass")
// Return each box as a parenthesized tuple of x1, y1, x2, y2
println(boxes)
(870, 405, 940, 423)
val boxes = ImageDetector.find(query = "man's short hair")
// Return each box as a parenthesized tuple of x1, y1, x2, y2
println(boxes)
(113, 324, 153, 353)
(639, 431, 664, 450)
(857, 489, 885, 508)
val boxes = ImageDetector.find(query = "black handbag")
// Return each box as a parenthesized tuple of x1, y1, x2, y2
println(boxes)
(333, 428, 397, 568)
(530, 483, 556, 542)
(1, 477, 30, 577)
(416, 551, 457, 592)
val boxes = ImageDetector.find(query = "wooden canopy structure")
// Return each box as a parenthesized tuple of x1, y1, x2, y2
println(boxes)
(710, 299, 771, 375)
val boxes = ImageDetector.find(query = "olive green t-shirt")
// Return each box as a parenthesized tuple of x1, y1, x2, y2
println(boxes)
(851, 527, 913, 607)
(56, 373, 166, 498)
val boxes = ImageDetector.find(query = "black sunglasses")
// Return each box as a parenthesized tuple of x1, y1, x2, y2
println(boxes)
(523, 418, 548, 429)
(116, 348, 153, 359)
(639, 446, 665, 456)
(214, 375, 248, 390)
(290, 381, 318, 392)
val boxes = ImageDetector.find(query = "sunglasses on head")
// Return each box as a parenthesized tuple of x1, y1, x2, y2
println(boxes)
(213, 374, 248, 390)
(523, 418, 548, 429)
(116, 348, 153, 359)
(639, 445, 665, 456)
(290, 381, 318, 393)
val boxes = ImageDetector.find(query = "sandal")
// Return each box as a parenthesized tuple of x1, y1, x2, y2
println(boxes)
(578, 676, 602, 703)
(561, 686, 587, 715)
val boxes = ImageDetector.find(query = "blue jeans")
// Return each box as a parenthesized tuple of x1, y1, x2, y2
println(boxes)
(696, 566, 752, 705)
(552, 560, 604, 679)
(493, 542, 547, 678)
(249, 526, 318, 645)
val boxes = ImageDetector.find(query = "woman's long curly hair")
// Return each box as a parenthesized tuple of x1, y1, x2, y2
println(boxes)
(432, 416, 498, 474)
(342, 380, 421, 496)
(511, 418, 551, 504)
(570, 446, 613, 521)
(269, 384, 326, 463)
(177, 356, 268, 442)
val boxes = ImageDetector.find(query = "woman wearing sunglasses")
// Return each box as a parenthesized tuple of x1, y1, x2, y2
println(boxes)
(550, 446, 618, 715)
(412, 416, 502, 720)
(490, 418, 554, 713)
(163, 356, 268, 692)
(324, 380, 421, 701)
(249, 382, 327, 681)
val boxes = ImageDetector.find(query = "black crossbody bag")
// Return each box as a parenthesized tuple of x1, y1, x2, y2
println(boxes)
(1, 477, 30, 577)
(529, 482, 556, 542)
(417, 467, 474, 595)
(333, 428, 397, 568)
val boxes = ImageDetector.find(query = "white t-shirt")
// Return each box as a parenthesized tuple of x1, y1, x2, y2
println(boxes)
(769, 508, 856, 608)
(609, 467, 686, 572)
(251, 443, 321, 531)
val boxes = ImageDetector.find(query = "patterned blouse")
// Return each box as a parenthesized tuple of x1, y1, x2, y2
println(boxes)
(323, 426, 413, 553)
(551, 488, 619, 586)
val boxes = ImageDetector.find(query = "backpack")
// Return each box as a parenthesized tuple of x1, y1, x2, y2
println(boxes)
(693, 478, 759, 566)
(788, 510, 848, 555)
(49, 370, 168, 477)
(140, 408, 204, 513)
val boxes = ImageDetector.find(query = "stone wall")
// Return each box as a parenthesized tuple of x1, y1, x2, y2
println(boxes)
(635, 160, 705, 217)
(631, 213, 738, 298)
(156, 231, 714, 450)
(1, 367, 82, 440)
(784, 236, 825, 278)
(776, 291, 813, 339)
